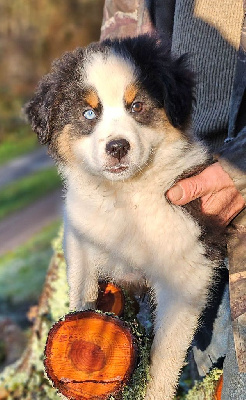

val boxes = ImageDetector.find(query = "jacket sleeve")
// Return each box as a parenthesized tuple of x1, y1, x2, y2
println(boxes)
(219, 4, 246, 200)
(219, 155, 246, 202)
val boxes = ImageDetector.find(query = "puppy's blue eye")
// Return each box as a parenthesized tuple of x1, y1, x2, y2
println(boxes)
(83, 109, 96, 120)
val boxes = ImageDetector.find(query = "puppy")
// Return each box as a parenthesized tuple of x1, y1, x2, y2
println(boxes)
(26, 35, 225, 399)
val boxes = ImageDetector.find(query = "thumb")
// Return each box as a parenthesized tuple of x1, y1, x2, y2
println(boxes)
(166, 175, 211, 205)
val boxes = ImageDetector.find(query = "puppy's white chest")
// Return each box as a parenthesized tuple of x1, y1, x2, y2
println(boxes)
(66, 182, 202, 280)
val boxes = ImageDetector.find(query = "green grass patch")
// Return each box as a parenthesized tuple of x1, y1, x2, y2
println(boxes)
(0, 135, 38, 166)
(0, 220, 61, 305)
(0, 167, 62, 221)
(0, 126, 38, 166)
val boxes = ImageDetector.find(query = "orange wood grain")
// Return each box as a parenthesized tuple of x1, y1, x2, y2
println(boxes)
(45, 311, 136, 399)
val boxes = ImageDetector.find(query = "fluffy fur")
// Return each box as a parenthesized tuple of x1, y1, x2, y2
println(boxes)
(26, 35, 225, 399)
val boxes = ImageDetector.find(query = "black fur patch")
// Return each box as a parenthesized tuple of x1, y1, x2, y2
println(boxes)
(194, 266, 228, 352)
(172, 160, 227, 263)
(182, 198, 227, 264)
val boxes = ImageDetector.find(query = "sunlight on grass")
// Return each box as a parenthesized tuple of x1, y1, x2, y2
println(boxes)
(0, 126, 39, 166)
(0, 167, 62, 221)
(0, 136, 38, 166)
(0, 220, 61, 305)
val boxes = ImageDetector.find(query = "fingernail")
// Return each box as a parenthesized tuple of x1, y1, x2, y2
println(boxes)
(167, 185, 183, 203)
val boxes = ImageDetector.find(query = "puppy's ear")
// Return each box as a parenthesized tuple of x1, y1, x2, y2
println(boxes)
(25, 48, 84, 145)
(24, 75, 56, 145)
(161, 53, 195, 129)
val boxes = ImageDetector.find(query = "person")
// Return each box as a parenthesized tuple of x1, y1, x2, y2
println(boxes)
(100, 1, 246, 398)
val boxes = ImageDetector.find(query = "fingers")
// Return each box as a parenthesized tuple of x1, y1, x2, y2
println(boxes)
(201, 189, 246, 226)
(166, 162, 234, 206)
(166, 176, 212, 205)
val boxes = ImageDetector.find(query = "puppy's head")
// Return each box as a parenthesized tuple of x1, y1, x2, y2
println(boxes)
(25, 35, 194, 181)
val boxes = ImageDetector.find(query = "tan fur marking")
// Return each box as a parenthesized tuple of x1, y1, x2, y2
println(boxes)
(56, 125, 75, 163)
(154, 109, 185, 142)
(124, 84, 138, 105)
(85, 91, 99, 109)
(164, 123, 185, 143)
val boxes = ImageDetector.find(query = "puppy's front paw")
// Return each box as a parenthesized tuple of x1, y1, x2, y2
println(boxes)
(83, 300, 96, 310)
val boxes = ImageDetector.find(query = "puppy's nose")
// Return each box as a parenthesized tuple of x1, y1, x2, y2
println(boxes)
(106, 139, 130, 162)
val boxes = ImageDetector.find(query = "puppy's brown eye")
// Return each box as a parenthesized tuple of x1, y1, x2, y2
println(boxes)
(131, 101, 143, 113)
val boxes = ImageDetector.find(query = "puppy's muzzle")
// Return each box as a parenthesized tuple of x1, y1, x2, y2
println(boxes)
(106, 139, 130, 162)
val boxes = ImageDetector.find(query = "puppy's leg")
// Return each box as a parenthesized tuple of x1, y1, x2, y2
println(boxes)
(64, 227, 98, 311)
(145, 286, 207, 400)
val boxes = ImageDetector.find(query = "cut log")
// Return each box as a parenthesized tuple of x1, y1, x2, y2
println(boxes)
(96, 281, 125, 316)
(44, 310, 137, 400)
(214, 374, 223, 400)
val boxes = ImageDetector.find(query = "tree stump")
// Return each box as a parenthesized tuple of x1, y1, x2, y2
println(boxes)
(44, 311, 137, 400)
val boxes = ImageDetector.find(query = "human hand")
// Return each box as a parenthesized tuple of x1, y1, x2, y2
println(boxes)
(166, 162, 246, 226)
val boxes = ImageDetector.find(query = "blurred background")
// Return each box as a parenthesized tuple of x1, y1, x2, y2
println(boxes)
(0, 0, 104, 370)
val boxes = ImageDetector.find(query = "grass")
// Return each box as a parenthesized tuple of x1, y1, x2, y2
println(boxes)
(0, 167, 62, 221)
(0, 220, 61, 309)
(0, 92, 39, 166)
(0, 125, 39, 166)
(0, 135, 38, 166)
